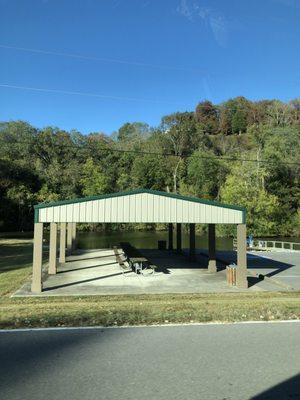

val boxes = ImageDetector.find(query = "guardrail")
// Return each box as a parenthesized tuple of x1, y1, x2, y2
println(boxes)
(233, 238, 300, 252)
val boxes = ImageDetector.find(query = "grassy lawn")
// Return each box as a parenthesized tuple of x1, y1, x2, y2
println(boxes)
(1, 238, 300, 329)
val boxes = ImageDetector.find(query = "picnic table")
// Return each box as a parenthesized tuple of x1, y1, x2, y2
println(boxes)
(119, 242, 154, 275)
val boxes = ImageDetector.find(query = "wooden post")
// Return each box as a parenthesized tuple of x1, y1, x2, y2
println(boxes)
(236, 224, 248, 288)
(72, 222, 77, 251)
(176, 223, 182, 253)
(59, 222, 66, 264)
(208, 224, 217, 272)
(168, 223, 173, 250)
(31, 223, 43, 293)
(189, 223, 196, 261)
(48, 222, 57, 274)
(67, 222, 72, 255)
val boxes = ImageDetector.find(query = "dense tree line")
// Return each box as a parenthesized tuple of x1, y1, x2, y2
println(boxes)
(0, 96, 299, 236)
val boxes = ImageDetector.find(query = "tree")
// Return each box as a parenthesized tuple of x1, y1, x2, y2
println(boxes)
(195, 100, 219, 135)
(131, 154, 170, 191)
(115, 152, 135, 191)
(0, 159, 40, 230)
(266, 100, 291, 127)
(289, 99, 300, 125)
(117, 122, 150, 143)
(262, 126, 300, 233)
(219, 97, 251, 135)
(231, 109, 248, 134)
(0, 121, 37, 166)
(32, 127, 81, 200)
(220, 163, 280, 236)
(219, 103, 232, 135)
(187, 150, 228, 199)
(248, 124, 272, 189)
(248, 100, 273, 126)
(80, 158, 109, 196)
(0, 94, 298, 236)
(161, 112, 197, 192)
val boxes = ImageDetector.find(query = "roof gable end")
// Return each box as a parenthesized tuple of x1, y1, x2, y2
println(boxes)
(34, 188, 245, 213)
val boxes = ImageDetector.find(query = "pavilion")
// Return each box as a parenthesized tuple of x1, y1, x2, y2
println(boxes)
(32, 189, 248, 293)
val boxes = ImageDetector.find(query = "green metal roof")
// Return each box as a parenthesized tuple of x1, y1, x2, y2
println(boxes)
(34, 188, 246, 213)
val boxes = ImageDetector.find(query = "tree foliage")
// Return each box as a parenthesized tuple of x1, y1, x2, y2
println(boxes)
(80, 158, 109, 196)
(0, 96, 299, 236)
(220, 163, 280, 236)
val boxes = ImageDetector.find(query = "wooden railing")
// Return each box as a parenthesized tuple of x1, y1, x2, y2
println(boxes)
(233, 238, 300, 252)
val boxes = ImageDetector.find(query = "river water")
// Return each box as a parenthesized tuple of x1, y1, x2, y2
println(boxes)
(77, 231, 300, 251)
(1, 230, 298, 251)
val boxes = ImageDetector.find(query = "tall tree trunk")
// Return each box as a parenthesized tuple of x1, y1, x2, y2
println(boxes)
(173, 158, 181, 193)
(257, 147, 265, 190)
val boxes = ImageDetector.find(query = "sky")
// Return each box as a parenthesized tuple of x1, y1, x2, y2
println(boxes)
(0, 0, 300, 134)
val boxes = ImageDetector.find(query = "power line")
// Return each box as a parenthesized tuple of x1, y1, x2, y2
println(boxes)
(0, 44, 207, 74)
(0, 79, 294, 111)
(2, 138, 300, 166)
(0, 83, 184, 105)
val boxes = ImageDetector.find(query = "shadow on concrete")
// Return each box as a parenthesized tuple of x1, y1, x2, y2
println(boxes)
(142, 248, 297, 290)
(75, 248, 112, 254)
(198, 249, 295, 285)
(141, 249, 209, 274)
(251, 373, 300, 399)
(58, 261, 117, 274)
(66, 253, 116, 262)
(150, 263, 171, 275)
(44, 271, 132, 291)
(247, 276, 262, 288)
(246, 253, 294, 280)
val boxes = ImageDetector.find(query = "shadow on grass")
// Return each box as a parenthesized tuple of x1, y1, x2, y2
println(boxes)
(0, 242, 33, 273)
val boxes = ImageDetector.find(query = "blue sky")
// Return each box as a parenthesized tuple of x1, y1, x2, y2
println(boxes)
(0, 0, 299, 134)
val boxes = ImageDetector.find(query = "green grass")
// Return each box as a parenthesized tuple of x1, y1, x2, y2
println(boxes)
(1, 238, 300, 329)
(0, 239, 34, 296)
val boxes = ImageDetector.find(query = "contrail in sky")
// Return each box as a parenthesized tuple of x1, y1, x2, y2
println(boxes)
(0, 44, 207, 74)
(0, 83, 185, 105)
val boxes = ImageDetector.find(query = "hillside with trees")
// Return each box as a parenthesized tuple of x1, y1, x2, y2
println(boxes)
(0, 96, 299, 236)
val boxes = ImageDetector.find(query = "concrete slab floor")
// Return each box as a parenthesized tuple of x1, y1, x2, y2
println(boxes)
(13, 247, 291, 297)
(199, 249, 300, 291)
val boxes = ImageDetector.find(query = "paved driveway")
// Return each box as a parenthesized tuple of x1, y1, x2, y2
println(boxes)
(1, 322, 300, 399)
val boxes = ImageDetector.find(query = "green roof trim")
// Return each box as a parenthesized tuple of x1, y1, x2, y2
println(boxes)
(34, 208, 39, 223)
(34, 189, 246, 215)
(242, 209, 246, 224)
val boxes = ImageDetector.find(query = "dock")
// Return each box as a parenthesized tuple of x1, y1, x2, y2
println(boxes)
(233, 238, 300, 252)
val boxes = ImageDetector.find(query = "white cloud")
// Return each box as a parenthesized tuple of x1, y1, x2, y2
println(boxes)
(176, 0, 228, 48)
(176, 0, 194, 21)
(209, 15, 228, 48)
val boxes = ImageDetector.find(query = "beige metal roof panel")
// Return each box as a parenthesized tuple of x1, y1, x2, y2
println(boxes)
(35, 189, 245, 224)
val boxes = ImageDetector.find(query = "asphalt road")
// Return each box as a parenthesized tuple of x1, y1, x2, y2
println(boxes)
(1, 322, 300, 400)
